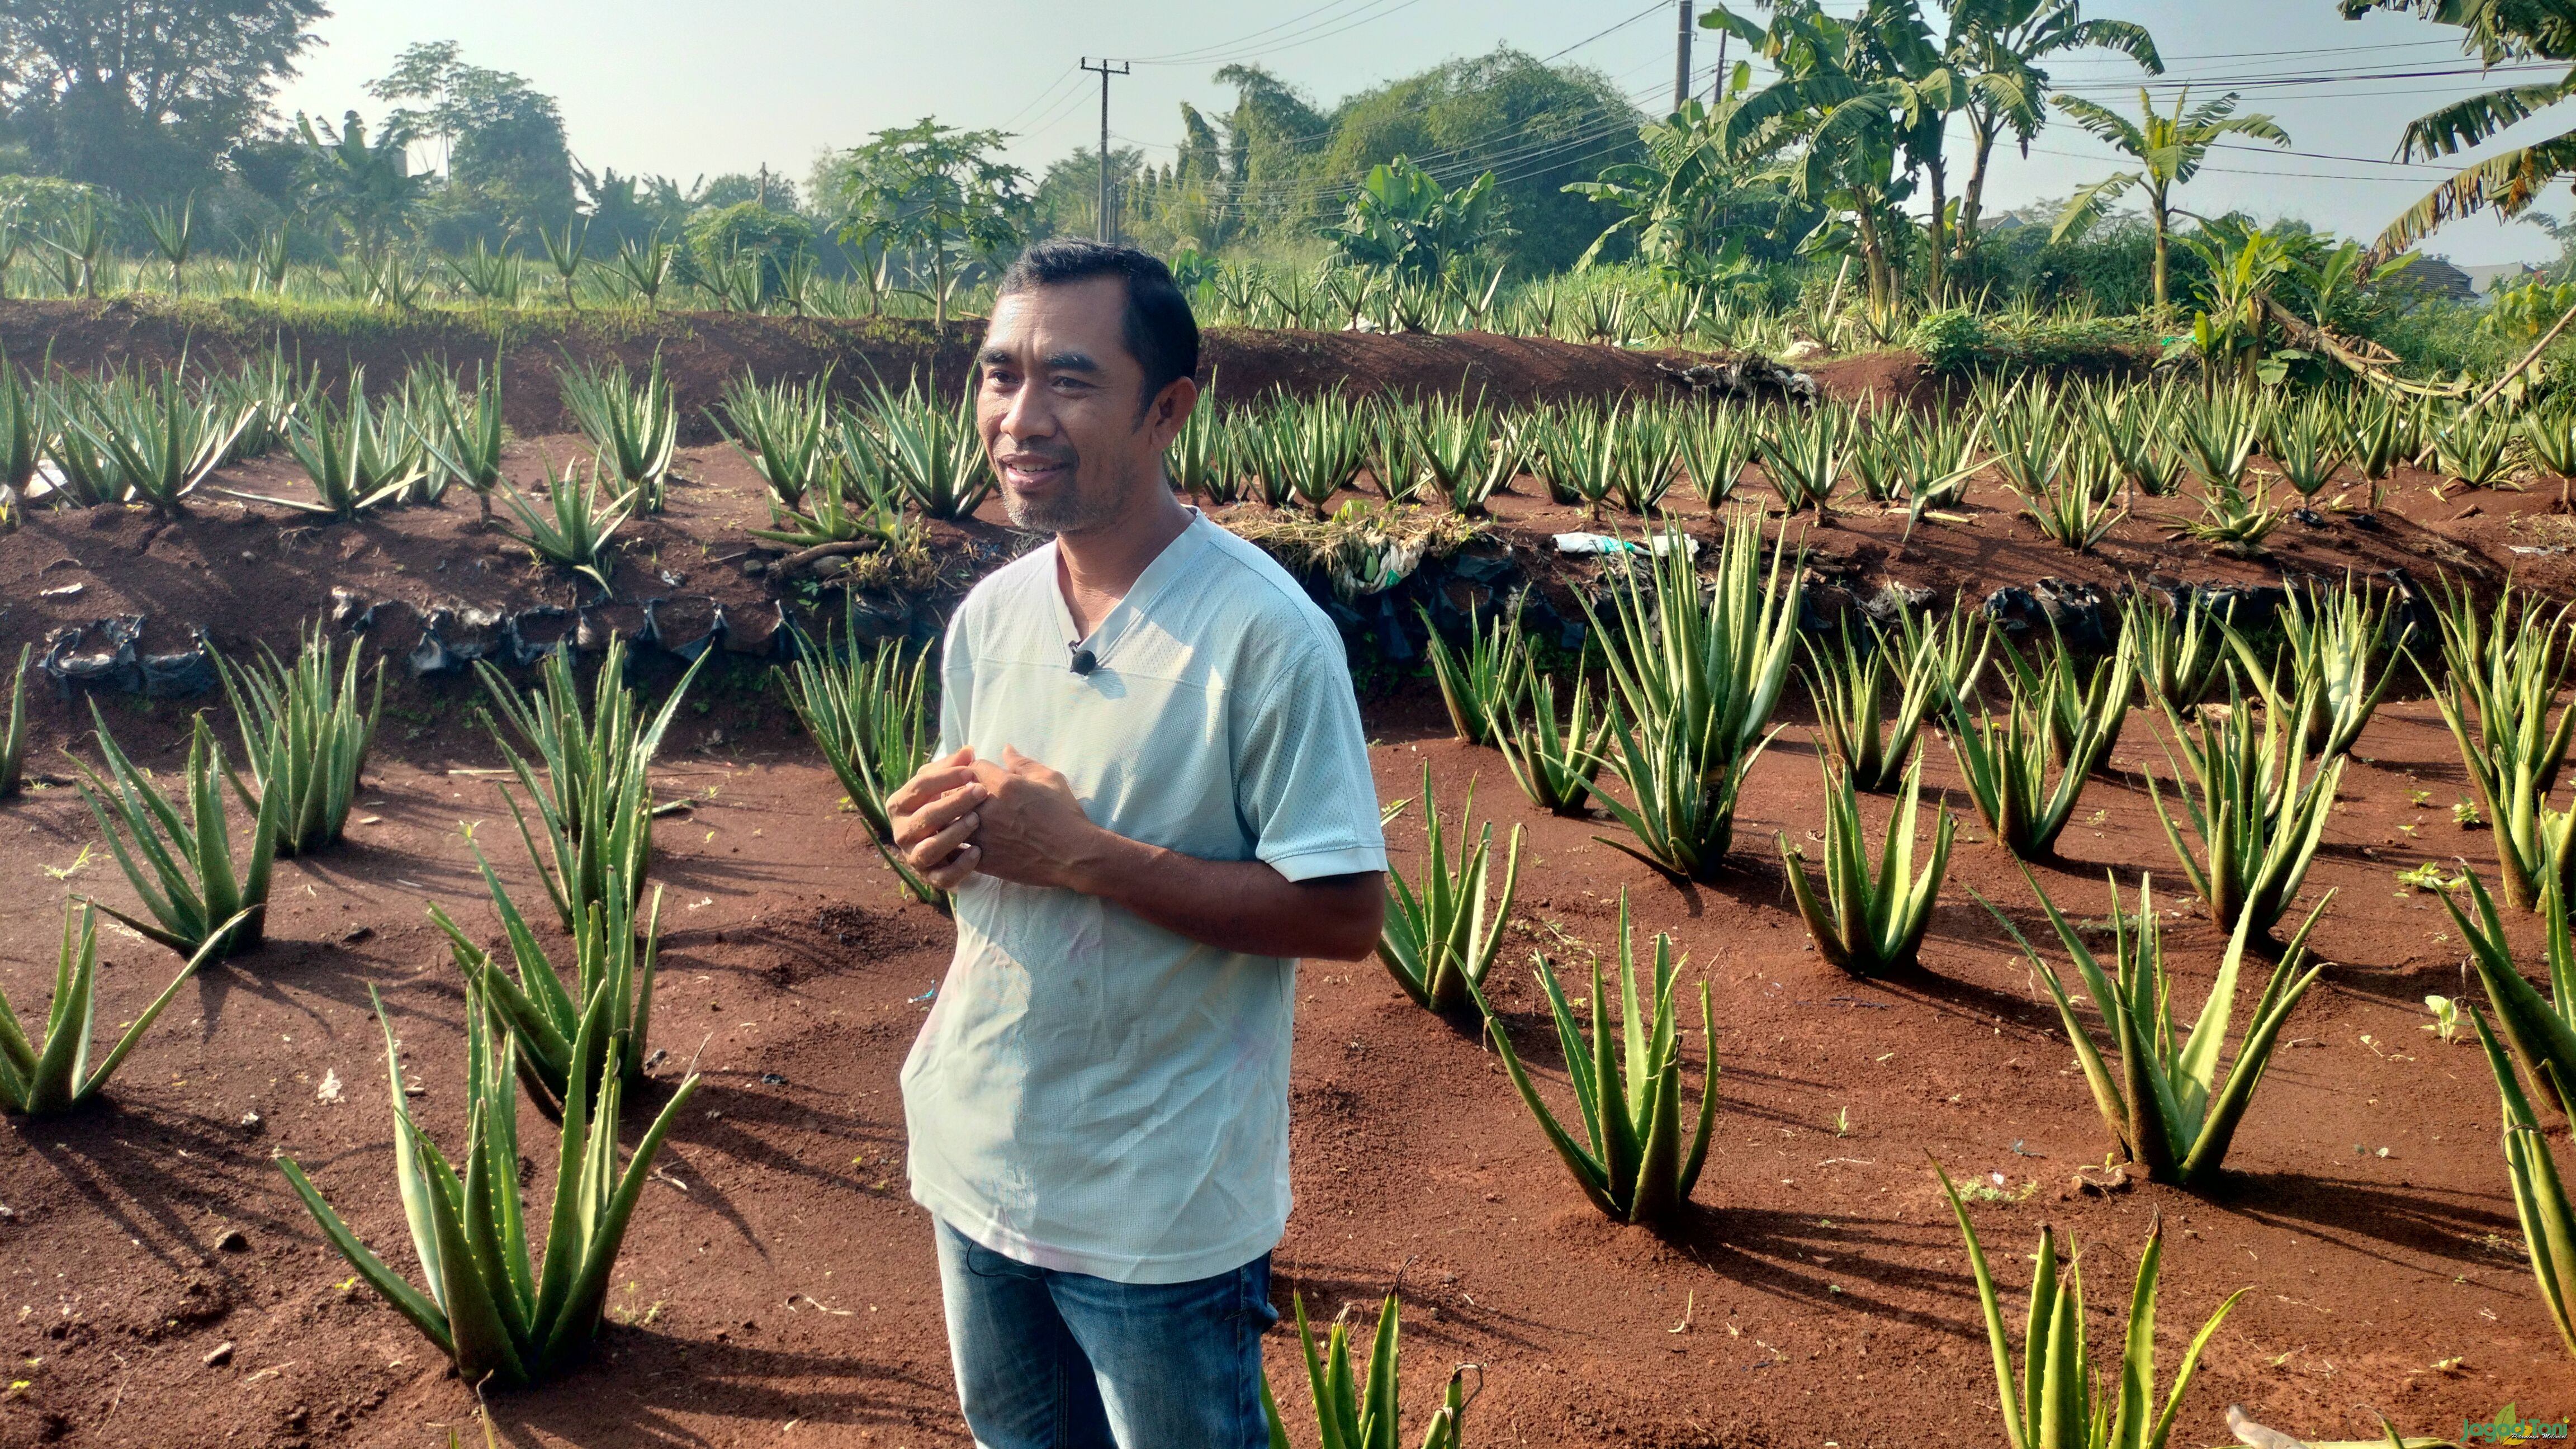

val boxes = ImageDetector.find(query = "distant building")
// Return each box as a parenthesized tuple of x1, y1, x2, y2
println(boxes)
(2403, 256, 2479, 303)
(2460, 261, 2542, 297)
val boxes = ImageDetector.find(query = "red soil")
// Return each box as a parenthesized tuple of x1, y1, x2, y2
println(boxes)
(0, 318, 2569, 1447)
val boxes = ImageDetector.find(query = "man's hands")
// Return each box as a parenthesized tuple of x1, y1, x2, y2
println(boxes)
(888, 747, 988, 892)
(889, 745, 1114, 893)
(890, 745, 1382, 960)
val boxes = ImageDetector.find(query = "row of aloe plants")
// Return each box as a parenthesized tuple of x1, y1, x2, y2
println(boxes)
(0, 612, 718, 1390)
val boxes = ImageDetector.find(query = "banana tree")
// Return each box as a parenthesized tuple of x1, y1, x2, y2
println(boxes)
(2048, 88, 2290, 314)
(1944, 0, 2165, 262)
(2334, 0, 2576, 261)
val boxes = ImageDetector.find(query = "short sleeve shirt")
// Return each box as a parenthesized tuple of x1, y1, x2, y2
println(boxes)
(898, 511, 1386, 1284)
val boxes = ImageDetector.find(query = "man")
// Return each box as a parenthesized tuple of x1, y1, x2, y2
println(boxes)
(887, 239, 1386, 1447)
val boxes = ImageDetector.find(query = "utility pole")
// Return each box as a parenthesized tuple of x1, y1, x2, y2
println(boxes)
(1674, 0, 1693, 114)
(1713, 29, 1729, 105)
(1081, 58, 1130, 244)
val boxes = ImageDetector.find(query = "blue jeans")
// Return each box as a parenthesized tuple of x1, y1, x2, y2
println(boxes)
(932, 1218, 1278, 1448)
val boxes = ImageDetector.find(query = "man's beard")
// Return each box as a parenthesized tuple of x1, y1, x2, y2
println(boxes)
(1001, 451, 1132, 534)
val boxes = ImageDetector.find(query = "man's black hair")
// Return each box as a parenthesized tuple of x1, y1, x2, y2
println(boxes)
(996, 239, 1199, 416)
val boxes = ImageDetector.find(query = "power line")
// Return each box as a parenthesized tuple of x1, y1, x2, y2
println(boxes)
(1126, 0, 1390, 67)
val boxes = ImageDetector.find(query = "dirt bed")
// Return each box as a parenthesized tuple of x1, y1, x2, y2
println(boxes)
(0, 314, 2570, 1446)
(0, 690, 2562, 1449)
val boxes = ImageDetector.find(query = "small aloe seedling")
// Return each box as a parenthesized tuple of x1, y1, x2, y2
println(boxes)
(279, 982, 700, 1388)
(1781, 752, 1953, 978)
(0, 901, 250, 1116)
(782, 631, 945, 911)
(1468, 894, 1718, 1224)
(1494, 651, 1605, 816)
(73, 708, 282, 960)
(1378, 766, 1523, 1016)
(1262, 1292, 1475, 1449)
(1807, 608, 1988, 793)
(214, 625, 383, 857)
(2144, 670, 2344, 941)
(1933, 1159, 2249, 1449)
(1422, 599, 1526, 747)
(494, 461, 634, 594)
(1981, 870, 2332, 1187)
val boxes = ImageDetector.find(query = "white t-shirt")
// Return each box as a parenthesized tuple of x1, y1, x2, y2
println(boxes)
(899, 510, 1387, 1285)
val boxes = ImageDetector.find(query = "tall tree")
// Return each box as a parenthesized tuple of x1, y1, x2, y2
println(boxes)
(2048, 88, 2290, 314)
(368, 42, 575, 239)
(825, 119, 1032, 328)
(297, 110, 432, 252)
(2336, 0, 2576, 260)
(1313, 49, 1645, 273)
(1566, 84, 1818, 285)
(1707, 1, 1929, 313)
(0, 0, 329, 198)
(1943, 0, 2162, 261)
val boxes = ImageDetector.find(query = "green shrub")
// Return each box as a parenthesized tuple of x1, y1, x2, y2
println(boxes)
(1911, 307, 1990, 374)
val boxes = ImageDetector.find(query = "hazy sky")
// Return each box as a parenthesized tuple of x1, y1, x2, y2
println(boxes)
(268, 0, 2576, 267)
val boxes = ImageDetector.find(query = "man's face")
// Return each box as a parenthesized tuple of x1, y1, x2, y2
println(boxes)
(976, 276, 1191, 535)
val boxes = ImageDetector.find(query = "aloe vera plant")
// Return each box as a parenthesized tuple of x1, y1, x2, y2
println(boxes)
(1933, 1160, 2249, 1449)
(1678, 407, 1755, 506)
(2225, 579, 2404, 762)
(1781, 752, 1953, 978)
(782, 632, 947, 911)
(2464, 1003, 2576, 1358)
(432, 837, 662, 1101)
(874, 379, 997, 520)
(1467, 895, 1717, 1224)
(1583, 520, 1800, 882)
(0, 354, 42, 501)
(225, 370, 423, 519)
(494, 463, 634, 593)
(2144, 673, 2344, 940)
(716, 371, 832, 513)
(0, 642, 26, 798)
(1983, 870, 2332, 1186)
(1809, 610, 1988, 793)
(214, 626, 383, 856)
(1413, 391, 1524, 513)
(64, 368, 255, 515)
(1944, 637, 2127, 860)
(2439, 870, 2576, 1126)
(2176, 386, 2258, 488)
(2271, 394, 2348, 498)
(415, 363, 506, 522)
(73, 709, 282, 959)
(1377, 767, 1523, 1016)
(1533, 401, 1617, 515)
(1756, 402, 1845, 513)
(477, 640, 699, 934)
(278, 982, 700, 1388)
(1262, 1292, 1474, 1449)
(2436, 404, 2516, 493)
(1494, 651, 1605, 816)
(1608, 401, 1682, 514)
(560, 355, 677, 512)
(2421, 577, 2576, 910)
(0, 901, 250, 1116)
(1422, 600, 1526, 747)
(2122, 588, 2227, 719)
